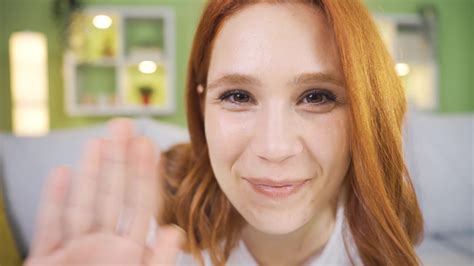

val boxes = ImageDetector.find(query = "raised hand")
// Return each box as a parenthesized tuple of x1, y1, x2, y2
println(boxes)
(25, 118, 185, 265)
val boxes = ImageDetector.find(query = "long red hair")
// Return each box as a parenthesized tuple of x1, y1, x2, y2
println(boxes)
(160, 0, 424, 265)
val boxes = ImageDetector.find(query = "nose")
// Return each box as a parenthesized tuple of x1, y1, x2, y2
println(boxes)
(250, 103, 303, 163)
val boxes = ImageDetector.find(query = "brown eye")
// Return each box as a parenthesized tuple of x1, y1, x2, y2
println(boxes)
(219, 89, 252, 104)
(232, 92, 250, 102)
(300, 89, 336, 105)
(305, 93, 326, 104)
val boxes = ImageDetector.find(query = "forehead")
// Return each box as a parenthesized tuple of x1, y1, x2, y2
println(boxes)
(207, 2, 342, 85)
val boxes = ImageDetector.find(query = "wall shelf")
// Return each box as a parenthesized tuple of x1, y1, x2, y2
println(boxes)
(64, 6, 176, 116)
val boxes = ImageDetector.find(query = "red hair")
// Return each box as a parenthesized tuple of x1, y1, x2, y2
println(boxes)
(160, 1, 424, 265)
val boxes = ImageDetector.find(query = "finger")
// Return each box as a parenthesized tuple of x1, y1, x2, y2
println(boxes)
(66, 139, 102, 238)
(30, 166, 70, 257)
(107, 118, 135, 140)
(146, 225, 186, 265)
(97, 119, 135, 232)
(127, 137, 161, 244)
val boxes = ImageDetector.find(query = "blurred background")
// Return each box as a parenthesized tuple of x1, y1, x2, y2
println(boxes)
(0, 0, 472, 265)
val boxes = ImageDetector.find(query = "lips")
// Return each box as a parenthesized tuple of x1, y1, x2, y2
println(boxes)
(244, 178, 306, 186)
(243, 177, 309, 198)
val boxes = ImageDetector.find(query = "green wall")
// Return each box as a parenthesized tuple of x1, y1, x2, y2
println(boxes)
(0, 0, 12, 132)
(0, 0, 472, 133)
(0, 0, 205, 132)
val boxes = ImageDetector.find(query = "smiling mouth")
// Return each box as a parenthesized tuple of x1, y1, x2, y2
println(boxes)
(242, 177, 309, 198)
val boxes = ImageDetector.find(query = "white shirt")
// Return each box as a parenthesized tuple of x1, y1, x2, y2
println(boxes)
(176, 204, 363, 265)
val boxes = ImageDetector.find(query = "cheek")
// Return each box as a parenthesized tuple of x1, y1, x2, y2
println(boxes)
(204, 108, 254, 177)
(304, 109, 351, 178)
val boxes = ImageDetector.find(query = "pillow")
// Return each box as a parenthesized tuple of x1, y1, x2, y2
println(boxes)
(403, 111, 474, 234)
(135, 118, 189, 150)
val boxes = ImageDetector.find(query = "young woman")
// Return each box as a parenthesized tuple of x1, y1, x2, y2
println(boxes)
(27, 0, 424, 265)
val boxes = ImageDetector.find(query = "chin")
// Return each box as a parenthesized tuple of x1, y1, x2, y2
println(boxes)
(243, 207, 312, 235)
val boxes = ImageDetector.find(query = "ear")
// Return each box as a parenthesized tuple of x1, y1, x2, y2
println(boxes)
(196, 84, 204, 94)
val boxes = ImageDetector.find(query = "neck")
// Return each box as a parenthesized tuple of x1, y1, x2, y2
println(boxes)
(240, 190, 346, 266)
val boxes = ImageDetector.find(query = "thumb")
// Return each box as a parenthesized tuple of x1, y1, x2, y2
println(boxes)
(147, 224, 187, 265)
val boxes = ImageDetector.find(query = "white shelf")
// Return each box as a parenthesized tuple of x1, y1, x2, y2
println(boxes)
(64, 6, 176, 117)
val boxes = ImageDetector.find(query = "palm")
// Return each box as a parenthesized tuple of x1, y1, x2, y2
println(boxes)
(26, 119, 185, 266)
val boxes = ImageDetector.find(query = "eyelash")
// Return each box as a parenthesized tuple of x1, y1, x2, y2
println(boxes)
(217, 89, 338, 106)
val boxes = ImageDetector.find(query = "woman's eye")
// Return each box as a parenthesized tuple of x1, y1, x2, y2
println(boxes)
(216, 89, 338, 111)
(218, 90, 252, 104)
(300, 90, 336, 105)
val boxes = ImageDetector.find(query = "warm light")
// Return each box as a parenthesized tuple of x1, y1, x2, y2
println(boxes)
(13, 107, 49, 137)
(395, 63, 410, 76)
(9, 32, 49, 136)
(93, 15, 112, 29)
(138, 61, 157, 74)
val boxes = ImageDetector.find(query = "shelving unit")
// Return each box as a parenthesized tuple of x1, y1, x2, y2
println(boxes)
(64, 7, 176, 116)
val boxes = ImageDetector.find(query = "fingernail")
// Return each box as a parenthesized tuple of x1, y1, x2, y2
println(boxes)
(108, 118, 134, 141)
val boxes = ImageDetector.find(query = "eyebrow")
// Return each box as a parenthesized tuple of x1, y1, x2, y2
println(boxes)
(207, 74, 262, 91)
(206, 72, 344, 91)
(289, 72, 344, 87)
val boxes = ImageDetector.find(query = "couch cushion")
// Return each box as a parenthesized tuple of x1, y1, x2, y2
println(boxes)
(441, 232, 474, 257)
(417, 234, 474, 265)
(0, 119, 189, 255)
(404, 112, 474, 234)
(134, 118, 190, 150)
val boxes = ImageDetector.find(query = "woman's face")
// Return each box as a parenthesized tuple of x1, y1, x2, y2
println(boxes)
(203, 3, 351, 235)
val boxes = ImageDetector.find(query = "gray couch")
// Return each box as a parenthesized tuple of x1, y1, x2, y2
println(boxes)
(403, 112, 473, 265)
(1, 115, 473, 264)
